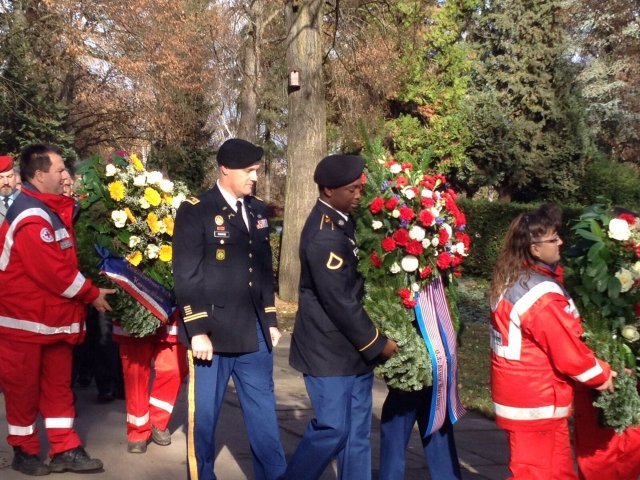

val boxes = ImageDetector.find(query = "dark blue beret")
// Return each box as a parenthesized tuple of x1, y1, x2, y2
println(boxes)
(217, 138, 264, 168)
(314, 154, 365, 188)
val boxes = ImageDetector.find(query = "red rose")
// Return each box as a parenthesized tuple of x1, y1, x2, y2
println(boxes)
(385, 197, 400, 211)
(420, 266, 433, 279)
(399, 206, 415, 221)
(392, 228, 410, 246)
(405, 240, 423, 255)
(381, 237, 397, 252)
(438, 228, 450, 245)
(419, 209, 435, 227)
(370, 197, 385, 214)
(398, 287, 412, 300)
(395, 176, 408, 187)
(371, 251, 382, 268)
(437, 252, 452, 270)
(618, 213, 637, 225)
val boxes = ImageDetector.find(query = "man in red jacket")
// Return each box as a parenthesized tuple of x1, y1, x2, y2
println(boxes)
(0, 143, 114, 476)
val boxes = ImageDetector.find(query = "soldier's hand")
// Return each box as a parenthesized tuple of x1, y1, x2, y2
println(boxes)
(380, 339, 399, 360)
(191, 334, 214, 362)
(91, 288, 116, 313)
(596, 370, 617, 393)
(269, 327, 282, 347)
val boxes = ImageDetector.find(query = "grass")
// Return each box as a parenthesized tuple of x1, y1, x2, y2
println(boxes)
(275, 276, 494, 418)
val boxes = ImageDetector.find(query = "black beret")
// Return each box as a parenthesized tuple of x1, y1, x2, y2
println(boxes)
(217, 138, 264, 169)
(314, 155, 364, 188)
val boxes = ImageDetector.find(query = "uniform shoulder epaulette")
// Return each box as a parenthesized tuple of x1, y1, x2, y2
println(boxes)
(185, 197, 200, 205)
(319, 214, 335, 231)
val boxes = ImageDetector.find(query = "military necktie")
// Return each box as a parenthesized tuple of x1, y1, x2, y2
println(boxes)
(236, 200, 249, 231)
(2, 196, 9, 210)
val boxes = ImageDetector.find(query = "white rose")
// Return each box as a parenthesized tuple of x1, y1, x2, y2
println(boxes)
(389, 163, 402, 174)
(146, 171, 163, 185)
(159, 179, 174, 193)
(139, 197, 150, 209)
(453, 241, 467, 256)
(111, 210, 127, 228)
(402, 187, 416, 200)
(372, 220, 383, 230)
(389, 263, 401, 274)
(615, 268, 634, 293)
(409, 225, 426, 242)
(411, 282, 420, 292)
(431, 237, 440, 247)
(422, 239, 431, 249)
(401, 255, 419, 272)
(442, 223, 452, 237)
(621, 325, 640, 342)
(392, 209, 400, 218)
(133, 174, 147, 186)
(171, 193, 187, 209)
(609, 218, 631, 241)
(128, 236, 141, 248)
(632, 261, 640, 277)
(145, 244, 160, 259)
(421, 189, 433, 198)
(105, 164, 118, 177)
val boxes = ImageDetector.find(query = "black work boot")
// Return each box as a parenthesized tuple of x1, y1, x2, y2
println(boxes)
(48, 446, 103, 473)
(151, 425, 171, 446)
(12, 447, 50, 476)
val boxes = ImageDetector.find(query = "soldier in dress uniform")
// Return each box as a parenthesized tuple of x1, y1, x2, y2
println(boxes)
(172, 138, 286, 480)
(283, 154, 399, 480)
(0, 155, 20, 223)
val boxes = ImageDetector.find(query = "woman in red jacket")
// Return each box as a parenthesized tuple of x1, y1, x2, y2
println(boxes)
(489, 204, 616, 480)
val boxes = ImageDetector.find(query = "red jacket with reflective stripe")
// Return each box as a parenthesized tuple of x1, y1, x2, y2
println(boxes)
(0, 185, 99, 344)
(490, 263, 610, 431)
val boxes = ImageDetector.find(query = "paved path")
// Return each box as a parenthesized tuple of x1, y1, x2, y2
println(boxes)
(0, 333, 510, 479)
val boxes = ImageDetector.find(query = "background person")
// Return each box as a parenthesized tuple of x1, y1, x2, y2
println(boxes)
(0, 155, 20, 223)
(173, 138, 286, 480)
(488, 203, 616, 480)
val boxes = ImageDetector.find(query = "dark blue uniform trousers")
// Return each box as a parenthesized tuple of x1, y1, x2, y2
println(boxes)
(283, 372, 374, 480)
(380, 387, 462, 480)
(188, 327, 286, 480)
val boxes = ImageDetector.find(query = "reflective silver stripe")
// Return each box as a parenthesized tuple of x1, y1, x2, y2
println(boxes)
(54, 228, 69, 241)
(165, 325, 178, 336)
(127, 412, 150, 427)
(150, 396, 174, 413)
(0, 208, 51, 271)
(61, 272, 87, 298)
(494, 402, 571, 421)
(45, 417, 74, 429)
(573, 361, 603, 383)
(0, 315, 81, 335)
(8, 423, 35, 436)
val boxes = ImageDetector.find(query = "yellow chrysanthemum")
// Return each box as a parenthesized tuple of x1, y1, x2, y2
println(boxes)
(159, 245, 172, 262)
(131, 153, 144, 172)
(163, 216, 174, 236)
(108, 181, 126, 201)
(124, 207, 137, 224)
(126, 250, 143, 266)
(163, 193, 173, 205)
(146, 212, 161, 234)
(144, 187, 162, 207)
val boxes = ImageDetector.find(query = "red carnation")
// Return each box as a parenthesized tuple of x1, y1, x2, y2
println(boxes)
(371, 251, 382, 268)
(451, 254, 464, 267)
(618, 213, 637, 225)
(385, 160, 397, 168)
(405, 240, 423, 255)
(392, 229, 410, 247)
(385, 197, 400, 211)
(455, 232, 471, 249)
(419, 209, 435, 227)
(381, 237, 397, 252)
(398, 288, 412, 300)
(420, 266, 433, 279)
(403, 298, 418, 308)
(421, 197, 435, 208)
(437, 252, 452, 270)
(370, 197, 385, 214)
(360, 173, 367, 185)
(401, 162, 413, 171)
(395, 176, 409, 187)
(454, 211, 466, 228)
(438, 228, 450, 245)
(635, 303, 640, 317)
(453, 268, 462, 278)
(399, 206, 415, 221)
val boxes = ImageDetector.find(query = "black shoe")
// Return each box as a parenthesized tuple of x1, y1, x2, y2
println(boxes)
(12, 447, 50, 476)
(151, 425, 171, 446)
(49, 447, 103, 473)
(97, 391, 115, 403)
(127, 441, 147, 454)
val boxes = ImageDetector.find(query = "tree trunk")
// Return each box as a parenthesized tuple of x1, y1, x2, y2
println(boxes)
(278, 0, 326, 302)
(237, 0, 261, 143)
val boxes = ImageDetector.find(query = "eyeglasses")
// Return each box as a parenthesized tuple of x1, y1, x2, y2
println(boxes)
(532, 237, 561, 245)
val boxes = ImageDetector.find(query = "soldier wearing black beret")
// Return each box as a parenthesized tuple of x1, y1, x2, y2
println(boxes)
(283, 154, 399, 480)
(172, 138, 286, 480)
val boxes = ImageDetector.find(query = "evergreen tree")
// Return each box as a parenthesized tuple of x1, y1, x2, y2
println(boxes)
(468, 0, 590, 202)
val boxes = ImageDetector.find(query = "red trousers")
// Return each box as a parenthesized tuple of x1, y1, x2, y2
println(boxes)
(574, 389, 640, 480)
(0, 339, 81, 456)
(119, 340, 187, 442)
(505, 420, 578, 480)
